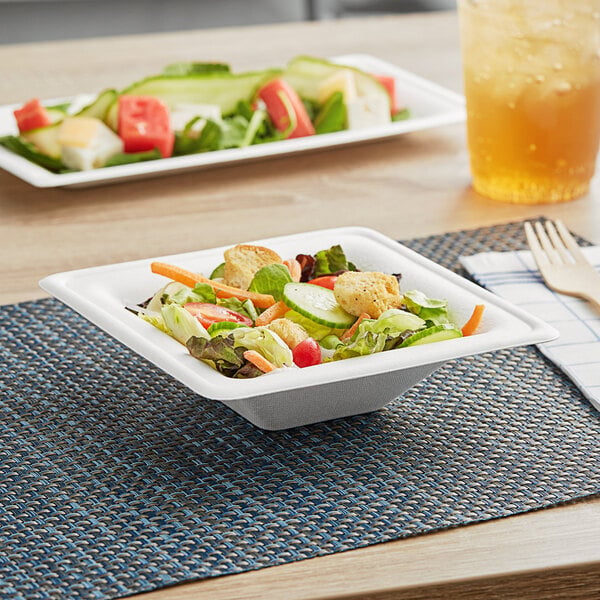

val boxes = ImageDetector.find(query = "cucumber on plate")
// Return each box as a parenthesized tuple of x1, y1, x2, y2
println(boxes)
(282, 282, 356, 329)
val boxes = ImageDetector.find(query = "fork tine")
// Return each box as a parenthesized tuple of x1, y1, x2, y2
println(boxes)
(534, 221, 561, 264)
(545, 220, 573, 264)
(524, 221, 550, 268)
(554, 219, 590, 266)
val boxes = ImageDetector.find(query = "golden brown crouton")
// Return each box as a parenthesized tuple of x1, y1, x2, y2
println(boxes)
(223, 244, 282, 290)
(333, 271, 403, 318)
(267, 318, 309, 349)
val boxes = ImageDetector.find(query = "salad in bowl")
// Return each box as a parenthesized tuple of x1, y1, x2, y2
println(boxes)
(132, 242, 484, 379)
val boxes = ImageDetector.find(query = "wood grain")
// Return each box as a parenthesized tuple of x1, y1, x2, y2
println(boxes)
(1, 11, 599, 599)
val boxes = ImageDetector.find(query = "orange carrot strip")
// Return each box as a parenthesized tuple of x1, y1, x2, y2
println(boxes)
(243, 350, 276, 373)
(461, 304, 485, 336)
(150, 261, 276, 309)
(254, 301, 289, 327)
(283, 259, 302, 282)
(341, 312, 371, 340)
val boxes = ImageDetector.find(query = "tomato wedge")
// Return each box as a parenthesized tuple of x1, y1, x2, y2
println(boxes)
(118, 95, 174, 158)
(257, 78, 315, 139)
(14, 98, 51, 133)
(184, 303, 252, 329)
(373, 74, 398, 115)
(307, 275, 338, 290)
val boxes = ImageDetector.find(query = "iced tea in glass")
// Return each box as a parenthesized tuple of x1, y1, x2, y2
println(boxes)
(458, 0, 600, 204)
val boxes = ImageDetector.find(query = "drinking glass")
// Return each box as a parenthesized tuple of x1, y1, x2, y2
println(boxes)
(457, 0, 600, 204)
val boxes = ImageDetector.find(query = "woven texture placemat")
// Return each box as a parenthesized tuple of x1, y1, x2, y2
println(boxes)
(1, 220, 599, 600)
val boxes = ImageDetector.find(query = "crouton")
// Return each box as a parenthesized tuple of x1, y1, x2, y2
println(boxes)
(223, 244, 282, 290)
(333, 271, 403, 318)
(267, 318, 309, 349)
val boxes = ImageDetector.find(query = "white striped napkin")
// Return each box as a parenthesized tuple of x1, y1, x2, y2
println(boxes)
(460, 247, 600, 412)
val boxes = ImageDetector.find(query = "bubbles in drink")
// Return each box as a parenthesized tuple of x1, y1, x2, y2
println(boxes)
(555, 81, 572, 95)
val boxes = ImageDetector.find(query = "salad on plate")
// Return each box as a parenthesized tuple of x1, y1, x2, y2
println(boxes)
(132, 243, 485, 379)
(1, 55, 410, 174)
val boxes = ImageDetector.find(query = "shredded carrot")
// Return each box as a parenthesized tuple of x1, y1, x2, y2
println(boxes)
(283, 259, 302, 282)
(461, 304, 485, 336)
(254, 300, 289, 327)
(341, 312, 371, 340)
(150, 261, 276, 309)
(243, 350, 277, 373)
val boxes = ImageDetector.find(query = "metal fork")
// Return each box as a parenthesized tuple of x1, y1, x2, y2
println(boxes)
(524, 219, 600, 311)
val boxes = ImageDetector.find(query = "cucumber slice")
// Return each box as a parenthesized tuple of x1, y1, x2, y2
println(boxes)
(21, 122, 62, 159)
(400, 324, 462, 347)
(105, 69, 281, 130)
(76, 89, 118, 120)
(207, 321, 248, 336)
(283, 55, 390, 109)
(210, 262, 225, 280)
(282, 282, 356, 328)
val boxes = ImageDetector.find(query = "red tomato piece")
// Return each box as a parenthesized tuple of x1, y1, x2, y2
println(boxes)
(257, 78, 315, 139)
(373, 75, 398, 115)
(118, 95, 174, 158)
(292, 338, 322, 368)
(184, 303, 253, 329)
(307, 275, 338, 290)
(13, 98, 51, 133)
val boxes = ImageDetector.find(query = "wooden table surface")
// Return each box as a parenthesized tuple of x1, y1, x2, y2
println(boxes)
(1, 11, 599, 600)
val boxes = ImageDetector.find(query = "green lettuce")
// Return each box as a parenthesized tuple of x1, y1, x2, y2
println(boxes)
(216, 297, 258, 322)
(285, 310, 343, 341)
(161, 304, 209, 344)
(403, 290, 452, 326)
(249, 263, 292, 302)
(314, 245, 357, 277)
(0, 135, 69, 173)
(314, 91, 346, 134)
(162, 62, 231, 75)
(186, 335, 262, 378)
(330, 308, 425, 361)
(231, 326, 293, 368)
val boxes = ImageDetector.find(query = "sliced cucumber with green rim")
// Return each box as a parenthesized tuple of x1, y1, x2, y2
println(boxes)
(207, 321, 248, 336)
(400, 324, 462, 347)
(282, 282, 356, 328)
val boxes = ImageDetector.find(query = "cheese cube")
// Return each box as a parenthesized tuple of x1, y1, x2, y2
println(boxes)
(316, 71, 358, 105)
(58, 117, 123, 170)
(346, 94, 391, 130)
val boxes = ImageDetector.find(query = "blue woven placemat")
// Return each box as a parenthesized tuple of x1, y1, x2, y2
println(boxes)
(1, 220, 599, 600)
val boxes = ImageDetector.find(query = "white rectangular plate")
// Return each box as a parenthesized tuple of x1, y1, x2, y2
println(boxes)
(0, 54, 465, 188)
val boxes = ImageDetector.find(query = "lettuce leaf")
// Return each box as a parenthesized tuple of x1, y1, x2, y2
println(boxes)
(314, 91, 346, 134)
(248, 263, 292, 302)
(104, 149, 162, 167)
(314, 245, 357, 277)
(285, 310, 343, 341)
(161, 303, 210, 344)
(0, 135, 69, 173)
(330, 308, 425, 361)
(186, 335, 261, 378)
(162, 62, 231, 75)
(403, 290, 452, 326)
(231, 326, 293, 368)
(217, 296, 258, 322)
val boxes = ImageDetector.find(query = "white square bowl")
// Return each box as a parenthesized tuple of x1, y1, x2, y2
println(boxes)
(39, 227, 557, 430)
